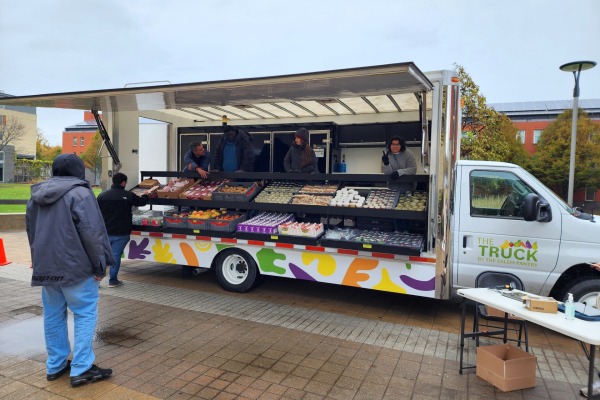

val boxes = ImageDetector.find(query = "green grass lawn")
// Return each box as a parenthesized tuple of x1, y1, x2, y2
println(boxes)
(0, 183, 102, 213)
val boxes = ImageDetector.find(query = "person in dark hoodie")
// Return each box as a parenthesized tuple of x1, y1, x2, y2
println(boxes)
(284, 128, 318, 173)
(26, 153, 114, 387)
(97, 172, 149, 288)
(212, 126, 255, 172)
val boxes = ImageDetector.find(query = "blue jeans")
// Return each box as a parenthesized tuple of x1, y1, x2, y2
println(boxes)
(42, 276, 99, 376)
(108, 235, 130, 284)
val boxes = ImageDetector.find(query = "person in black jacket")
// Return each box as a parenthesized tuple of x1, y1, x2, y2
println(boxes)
(212, 126, 255, 172)
(97, 173, 149, 287)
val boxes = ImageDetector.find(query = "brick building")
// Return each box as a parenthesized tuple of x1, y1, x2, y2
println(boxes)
(490, 99, 600, 205)
(61, 111, 99, 156)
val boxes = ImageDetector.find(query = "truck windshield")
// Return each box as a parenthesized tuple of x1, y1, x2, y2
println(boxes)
(519, 168, 574, 215)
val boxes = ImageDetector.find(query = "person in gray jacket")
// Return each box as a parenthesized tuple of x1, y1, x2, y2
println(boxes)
(26, 153, 114, 387)
(382, 136, 417, 192)
(284, 128, 318, 173)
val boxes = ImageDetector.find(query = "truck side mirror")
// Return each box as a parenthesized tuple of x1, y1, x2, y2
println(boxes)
(523, 193, 552, 222)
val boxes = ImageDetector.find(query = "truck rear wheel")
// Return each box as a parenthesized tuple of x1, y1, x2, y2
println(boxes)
(561, 278, 600, 307)
(215, 249, 258, 293)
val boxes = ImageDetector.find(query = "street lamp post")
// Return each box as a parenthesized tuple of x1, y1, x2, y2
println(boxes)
(559, 60, 596, 206)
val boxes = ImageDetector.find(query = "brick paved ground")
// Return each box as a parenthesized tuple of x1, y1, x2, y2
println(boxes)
(0, 230, 595, 399)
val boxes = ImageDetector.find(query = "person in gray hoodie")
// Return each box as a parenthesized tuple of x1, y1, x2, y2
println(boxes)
(26, 153, 114, 387)
(382, 136, 417, 192)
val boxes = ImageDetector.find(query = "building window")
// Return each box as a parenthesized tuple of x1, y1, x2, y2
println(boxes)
(80, 137, 84, 146)
(0, 151, 4, 182)
(585, 188, 596, 202)
(516, 130, 525, 144)
(533, 130, 542, 144)
(73, 137, 77, 146)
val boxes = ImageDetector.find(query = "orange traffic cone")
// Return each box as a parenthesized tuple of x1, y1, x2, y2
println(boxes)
(0, 238, 11, 266)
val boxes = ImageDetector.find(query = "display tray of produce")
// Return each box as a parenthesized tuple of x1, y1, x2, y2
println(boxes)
(253, 190, 295, 204)
(236, 212, 295, 234)
(179, 180, 225, 200)
(132, 210, 164, 232)
(395, 191, 427, 212)
(364, 188, 400, 209)
(235, 231, 321, 246)
(289, 193, 333, 206)
(320, 228, 423, 256)
(298, 183, 339, 195)
(262, 181, 302, 192)
(212, 182, 260, 202)
(329, 187, 367, 208)
(156, 178, 195, 199)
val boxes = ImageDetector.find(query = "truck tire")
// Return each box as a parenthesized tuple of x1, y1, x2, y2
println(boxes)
(215, 249, 258, 293)
(561, 278, 600, 307)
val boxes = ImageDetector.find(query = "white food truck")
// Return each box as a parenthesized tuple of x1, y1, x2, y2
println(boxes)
(2, 62, 599, 305)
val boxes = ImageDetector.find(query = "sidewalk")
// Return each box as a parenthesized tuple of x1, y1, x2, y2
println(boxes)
(0, 231, 594, 399)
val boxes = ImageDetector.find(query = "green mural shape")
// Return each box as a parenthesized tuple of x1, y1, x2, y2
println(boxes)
(256, 248, 287, 275)
(215, 244, 234, 252)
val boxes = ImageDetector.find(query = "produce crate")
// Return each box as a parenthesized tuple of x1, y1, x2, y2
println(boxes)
(163, 211, 188, 228)
(186, 218, 207, 230)
(138, 178, 160, 189)
(179, 180, 224, 200)
(131, 185, 160, 198)
(131, 210, 163, 231)
(212, 182, 260, 202)
(205, 213, 246, 232)
(157, 178, 195, 199)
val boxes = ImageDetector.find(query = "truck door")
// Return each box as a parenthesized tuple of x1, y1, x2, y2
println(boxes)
(455, 167, 560, 293)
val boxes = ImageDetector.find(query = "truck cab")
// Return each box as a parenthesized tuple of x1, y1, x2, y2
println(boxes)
(453, 160, 600, 305)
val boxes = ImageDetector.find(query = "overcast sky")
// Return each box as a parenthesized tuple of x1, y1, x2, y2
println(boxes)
(1, 0, 599, 146)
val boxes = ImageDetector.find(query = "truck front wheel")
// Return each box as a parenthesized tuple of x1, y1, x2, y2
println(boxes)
(215, 250, 258, 293)
(561, 278, 600, 307)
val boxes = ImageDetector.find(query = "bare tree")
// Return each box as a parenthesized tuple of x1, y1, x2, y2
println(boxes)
(0, 115, 26, 152)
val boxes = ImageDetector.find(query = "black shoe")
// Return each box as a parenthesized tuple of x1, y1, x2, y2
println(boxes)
(70, 364, 113, 386)
(108, 280, 123, 288)
(46, 359, 71, 381)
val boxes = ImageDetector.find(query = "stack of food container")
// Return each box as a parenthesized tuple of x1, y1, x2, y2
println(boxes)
(236, 212, 294, 234)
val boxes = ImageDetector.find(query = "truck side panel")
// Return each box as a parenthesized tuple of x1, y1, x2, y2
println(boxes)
(125, 232, 437, 298)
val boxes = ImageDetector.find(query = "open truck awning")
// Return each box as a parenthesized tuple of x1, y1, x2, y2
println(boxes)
(0, 62, 433, 123)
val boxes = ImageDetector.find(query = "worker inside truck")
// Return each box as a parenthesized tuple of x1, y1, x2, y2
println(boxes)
(182, 141, 212, 179)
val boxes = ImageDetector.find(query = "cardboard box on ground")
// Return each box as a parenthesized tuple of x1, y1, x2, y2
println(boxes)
(476, 344, 536, 391)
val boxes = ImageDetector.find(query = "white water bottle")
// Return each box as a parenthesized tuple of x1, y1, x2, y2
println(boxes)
(565, 293, 575, 320)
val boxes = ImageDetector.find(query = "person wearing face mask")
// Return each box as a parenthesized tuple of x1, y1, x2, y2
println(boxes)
(212, 126, 255, 172)
(284, 128, 318, 173)
(382, 136, 417, 193)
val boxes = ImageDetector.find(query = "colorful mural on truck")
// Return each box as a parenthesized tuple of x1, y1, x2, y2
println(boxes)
(125, 232, 436, 298)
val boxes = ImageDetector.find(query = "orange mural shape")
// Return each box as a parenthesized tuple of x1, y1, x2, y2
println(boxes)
(180, 242, 199, 266)
(342, 258, 379, 287)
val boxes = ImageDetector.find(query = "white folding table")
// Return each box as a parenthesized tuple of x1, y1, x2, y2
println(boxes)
(458, 287, 600, 398)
